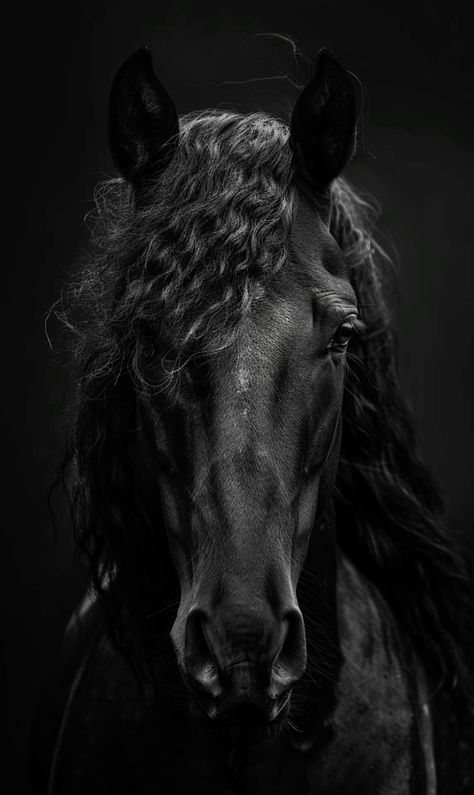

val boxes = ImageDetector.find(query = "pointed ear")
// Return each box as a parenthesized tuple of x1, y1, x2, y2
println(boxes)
(108, 47, 179, 185)
(290, 50, 358, 192)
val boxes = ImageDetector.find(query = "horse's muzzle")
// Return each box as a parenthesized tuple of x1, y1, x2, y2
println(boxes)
(181, 605, 306, 725)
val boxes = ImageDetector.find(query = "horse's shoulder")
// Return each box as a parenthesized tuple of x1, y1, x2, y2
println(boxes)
(315, 557, 433, 794)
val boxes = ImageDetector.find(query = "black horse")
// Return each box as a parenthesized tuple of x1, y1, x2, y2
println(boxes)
(34, 48, 474, 794)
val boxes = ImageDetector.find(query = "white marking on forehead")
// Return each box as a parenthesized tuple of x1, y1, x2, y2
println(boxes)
(233, 344, 254, 443)
(234, 282, 265, 397)
(237, 361, 251, 393)
(235, 342, 253, 396)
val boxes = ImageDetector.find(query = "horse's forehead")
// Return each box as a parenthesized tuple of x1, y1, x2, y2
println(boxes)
(169, 192, 353, 410)
(213, 289, 313, 417)
(213, 210, 352, 406)
(195, 204, 351, 398)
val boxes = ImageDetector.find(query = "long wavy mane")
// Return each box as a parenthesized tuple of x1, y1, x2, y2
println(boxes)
(55, 110, 473, 775)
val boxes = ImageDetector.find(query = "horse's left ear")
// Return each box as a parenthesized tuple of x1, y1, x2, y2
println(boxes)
(290, 50, 357, 192)
(108, 46, 179, 186)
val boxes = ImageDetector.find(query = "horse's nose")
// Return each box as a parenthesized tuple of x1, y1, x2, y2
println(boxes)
(183, 605, 306, 720)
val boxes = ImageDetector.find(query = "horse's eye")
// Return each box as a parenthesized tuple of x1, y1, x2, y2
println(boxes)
(328, 321, 356, 352)
(155, 450, 179, 480)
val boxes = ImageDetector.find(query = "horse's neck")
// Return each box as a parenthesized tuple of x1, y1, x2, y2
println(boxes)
(299, 554, 435, 794)
(336, 553, 407, 672)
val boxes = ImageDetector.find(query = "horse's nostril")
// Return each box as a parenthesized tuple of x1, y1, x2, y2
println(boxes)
(184, 608, 219, 692)
(272, 608, 307, 691)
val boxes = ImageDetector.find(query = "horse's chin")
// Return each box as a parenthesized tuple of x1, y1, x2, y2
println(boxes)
(188, 690, 292, 733)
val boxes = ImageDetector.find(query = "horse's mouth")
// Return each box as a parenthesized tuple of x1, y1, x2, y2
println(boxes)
(189, 690, 292, 729)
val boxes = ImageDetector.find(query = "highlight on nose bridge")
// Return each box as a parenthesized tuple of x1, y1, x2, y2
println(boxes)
(191, 446, 294, 521)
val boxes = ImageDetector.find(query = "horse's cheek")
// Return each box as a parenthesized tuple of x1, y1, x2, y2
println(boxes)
(307, 358, 345, 466)
(157, 479, 190, 584)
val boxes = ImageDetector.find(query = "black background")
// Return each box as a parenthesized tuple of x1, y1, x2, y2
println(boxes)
(3, 1, 473, 792)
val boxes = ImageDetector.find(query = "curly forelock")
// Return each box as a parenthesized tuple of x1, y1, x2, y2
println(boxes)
(64, 111, 294, 392)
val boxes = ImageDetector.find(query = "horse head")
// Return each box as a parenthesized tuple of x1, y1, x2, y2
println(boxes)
(106, 47, 358, 726)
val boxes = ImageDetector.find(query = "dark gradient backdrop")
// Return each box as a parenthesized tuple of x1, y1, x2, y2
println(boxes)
(3, 1, 473, 793)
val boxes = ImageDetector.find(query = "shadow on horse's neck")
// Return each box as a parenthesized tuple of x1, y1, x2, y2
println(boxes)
(292, 501, 340, 737)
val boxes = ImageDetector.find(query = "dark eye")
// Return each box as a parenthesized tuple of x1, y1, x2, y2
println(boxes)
(155, 450, 179, 480)
(328, 320, 356, 353)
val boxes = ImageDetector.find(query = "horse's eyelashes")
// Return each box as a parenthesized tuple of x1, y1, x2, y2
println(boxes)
(329, 322, 355, 350)
(326, 317, 360, 353)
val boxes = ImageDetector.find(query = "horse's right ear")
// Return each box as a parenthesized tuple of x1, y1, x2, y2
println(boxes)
(108, 47, 179, 185)
(290, 49, 357, 193)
